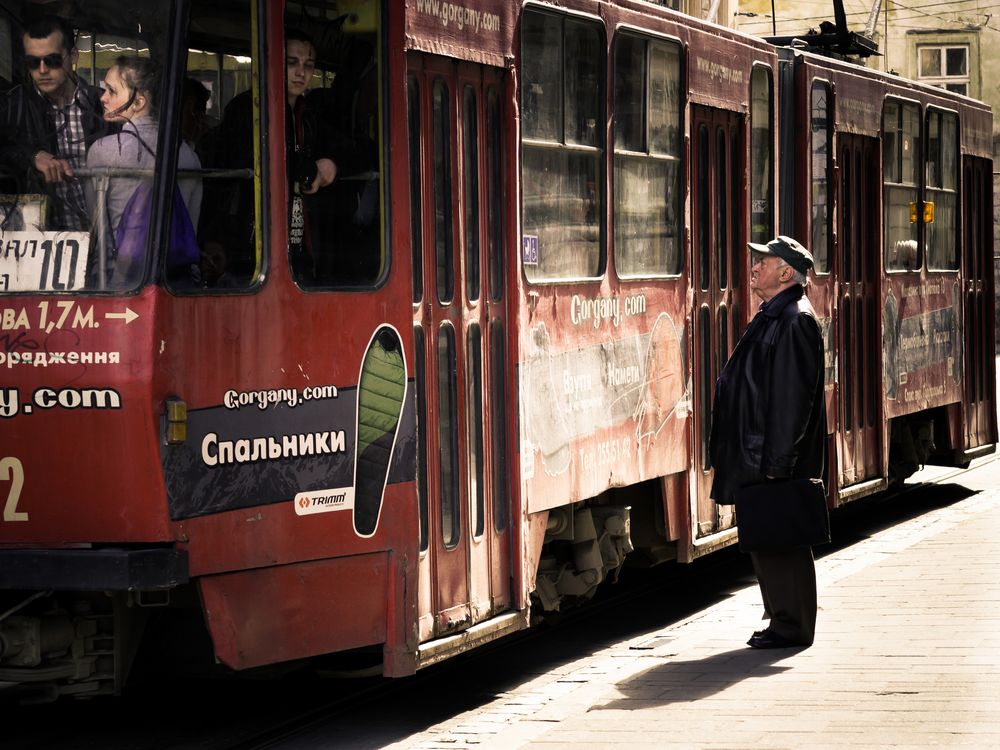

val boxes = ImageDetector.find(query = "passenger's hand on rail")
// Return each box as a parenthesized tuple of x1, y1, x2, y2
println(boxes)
(34, 151, 73, 183)
(303, 158, 337, 194)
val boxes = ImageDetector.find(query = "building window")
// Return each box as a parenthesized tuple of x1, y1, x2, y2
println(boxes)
(918, 45, 969, 95)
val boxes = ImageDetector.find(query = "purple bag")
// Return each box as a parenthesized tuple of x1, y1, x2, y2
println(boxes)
(114, 183, 200, 268)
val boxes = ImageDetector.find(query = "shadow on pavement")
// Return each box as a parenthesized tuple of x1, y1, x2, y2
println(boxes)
(596, 647, 798, 710)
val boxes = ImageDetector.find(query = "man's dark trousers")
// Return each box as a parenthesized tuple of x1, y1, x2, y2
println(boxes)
(750, 546, 817, 645)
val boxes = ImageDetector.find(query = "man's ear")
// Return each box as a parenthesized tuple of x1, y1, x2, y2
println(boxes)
(69, 47, 79, 69)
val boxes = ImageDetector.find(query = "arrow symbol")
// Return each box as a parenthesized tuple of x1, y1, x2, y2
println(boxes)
(104, 308, 139, 325)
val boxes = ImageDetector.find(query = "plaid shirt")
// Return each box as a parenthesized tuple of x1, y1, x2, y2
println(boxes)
(44, 88, 89, 230)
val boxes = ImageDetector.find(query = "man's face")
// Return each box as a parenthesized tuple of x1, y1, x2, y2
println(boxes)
(750, 252, 791, 303)
(286, 39, 315, 104)
(23, 31, 76, 100)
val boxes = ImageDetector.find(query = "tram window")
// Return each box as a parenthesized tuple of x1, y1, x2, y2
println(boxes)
(432, 78, 454, 302)
(408, 75, 423, 302)
(521, 12, 561, 142)
(415, 324, 429, 552)
(810, 81, 832, 274)
(613, 35, 682, 278)
(486, 87, 504, 302)
(438, 325, 461, 549)
(843, 300, 853, 432)
(718, 306, 729, 370)
(716, 127, 728, 290)
(521, 10, 604, 281)
(867, 295, 878, 427)
(696, 123, 710, 291)
(490, 321, 508, 533)
(855, 296, 864, 430)
(0, 18, 12, 87)
(172, 0, 261, 293)
(467, 323, 485, 539)
(749, 67, 773, 245)
(698, 304, 712, 471)
(925, 109, 959, 271)
(614, 36, 644, 150)
(841, 146, 853, 281)
(883, 99, 921, 271)
(280, 3, 383, 289)
(0, 7, 205, 294)
(463, 85, 480, 302)
(564, 23, 601, 148)
(730, 128, 740, 289)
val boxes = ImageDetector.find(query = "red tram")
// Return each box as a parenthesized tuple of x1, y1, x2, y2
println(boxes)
(0, 0, 994, 700)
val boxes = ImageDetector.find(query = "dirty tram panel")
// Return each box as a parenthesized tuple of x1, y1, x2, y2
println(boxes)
(0, 0, 994, 701)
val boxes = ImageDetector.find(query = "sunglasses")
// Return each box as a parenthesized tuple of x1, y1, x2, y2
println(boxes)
(25, 53, 65, 70)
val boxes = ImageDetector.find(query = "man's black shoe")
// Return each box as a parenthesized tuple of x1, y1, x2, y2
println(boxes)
(746, 630, 807, 649)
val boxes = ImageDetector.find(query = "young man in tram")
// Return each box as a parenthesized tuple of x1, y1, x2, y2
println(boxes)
(0, 14, 112, 231)
(213, 28, 358, 283)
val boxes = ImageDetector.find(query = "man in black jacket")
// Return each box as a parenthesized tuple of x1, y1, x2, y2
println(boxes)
(709, 235, 827, 649)
(0, 15, 110, 230)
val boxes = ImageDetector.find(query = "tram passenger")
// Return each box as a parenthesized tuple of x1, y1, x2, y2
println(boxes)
(85, 56, 202, 288)
(213, 29, 344, 283)
(180, 77, 217, 166)
(0, 15, 112, 230)
(283, 28, 340, 279)
(709, 235, 827, 650)
(306, 37, 381, 283)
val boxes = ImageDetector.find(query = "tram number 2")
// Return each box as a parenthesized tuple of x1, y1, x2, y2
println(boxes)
(1, 457, 27, 522)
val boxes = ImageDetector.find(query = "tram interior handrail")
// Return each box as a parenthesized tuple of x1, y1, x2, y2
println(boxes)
(72, 167, 254, 180)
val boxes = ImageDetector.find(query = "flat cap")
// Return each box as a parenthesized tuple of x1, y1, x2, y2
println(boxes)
(747, 235, 815, 274)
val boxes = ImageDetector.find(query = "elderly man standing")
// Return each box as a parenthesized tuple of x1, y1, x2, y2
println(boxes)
(709, 235, 827, 649)
(0, 15, 109, 230)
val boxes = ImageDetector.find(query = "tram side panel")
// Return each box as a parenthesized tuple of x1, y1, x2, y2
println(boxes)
(0, 0, 422, 697)
(514, 0, 781, 612)
(878, 93, 994, 471)
(957, 105, 998, 456)
(170, 3, 421, 676)
(787, 51, 996, 499)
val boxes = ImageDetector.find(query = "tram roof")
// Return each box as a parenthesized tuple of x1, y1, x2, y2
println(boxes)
(787, 46, 993, 158)
(403, 0, 778, 68)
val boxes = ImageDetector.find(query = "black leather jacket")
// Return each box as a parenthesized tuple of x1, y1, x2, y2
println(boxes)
(0, 80, 109, 192)
(709, 284, 827, 505)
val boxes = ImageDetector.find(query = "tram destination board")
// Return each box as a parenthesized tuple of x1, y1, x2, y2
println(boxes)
(0, 232, 90, 292)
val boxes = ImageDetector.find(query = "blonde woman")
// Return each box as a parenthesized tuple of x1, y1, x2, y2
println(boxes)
(86, 56, 201, 285)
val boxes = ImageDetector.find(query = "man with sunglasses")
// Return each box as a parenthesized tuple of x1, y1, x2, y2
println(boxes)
(0, 15, 110, 230)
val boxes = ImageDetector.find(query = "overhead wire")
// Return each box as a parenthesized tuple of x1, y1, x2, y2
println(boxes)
(741, 1, 1000, 28)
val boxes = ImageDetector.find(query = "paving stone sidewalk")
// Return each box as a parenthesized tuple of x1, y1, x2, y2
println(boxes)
(388, 462, 1000, 749)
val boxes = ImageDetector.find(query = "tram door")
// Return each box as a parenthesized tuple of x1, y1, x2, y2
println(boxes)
(691, 106, 744, 538)
(961, 156, 997, 449)
(836, 134, 881, 486)
(407, 55, 512, 642)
